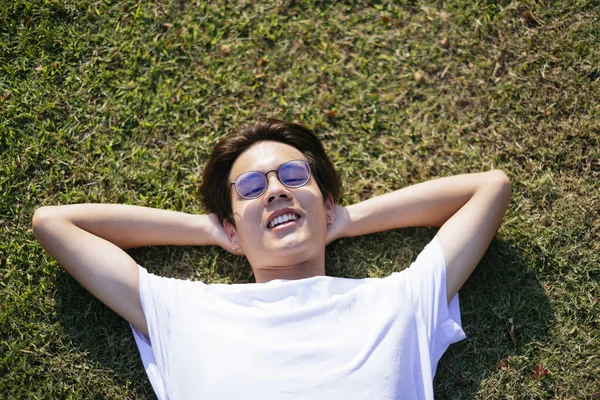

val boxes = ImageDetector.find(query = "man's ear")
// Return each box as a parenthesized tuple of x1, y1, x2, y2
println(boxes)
(223, 218, 239, 251)
(324, 193, 335, 225)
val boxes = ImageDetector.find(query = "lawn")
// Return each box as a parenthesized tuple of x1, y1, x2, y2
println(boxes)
(1, 0, 599, 398)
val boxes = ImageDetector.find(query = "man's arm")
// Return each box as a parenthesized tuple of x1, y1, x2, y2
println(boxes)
(32, 204, 229, 336)
(327, 170, 511, 302)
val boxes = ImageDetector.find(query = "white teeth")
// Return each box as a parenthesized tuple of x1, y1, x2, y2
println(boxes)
(268, 213, 299, 229)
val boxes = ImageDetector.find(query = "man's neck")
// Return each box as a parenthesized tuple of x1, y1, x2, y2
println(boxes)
(252, 255, 326, 283)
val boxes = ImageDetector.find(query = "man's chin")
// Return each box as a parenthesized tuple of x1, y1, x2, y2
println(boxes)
(265, 240, 312, 261)
(257, 231, 326, 261)
(271, 240, 305, 255)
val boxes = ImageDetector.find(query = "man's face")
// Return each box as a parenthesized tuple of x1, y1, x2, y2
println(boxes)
(224, 141, 333, 271)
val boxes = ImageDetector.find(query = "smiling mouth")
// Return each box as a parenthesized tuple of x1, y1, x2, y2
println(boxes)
(268, 212, 300, 229)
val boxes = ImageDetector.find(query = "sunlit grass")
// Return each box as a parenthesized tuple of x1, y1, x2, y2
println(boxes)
(2, 0, 598, 398)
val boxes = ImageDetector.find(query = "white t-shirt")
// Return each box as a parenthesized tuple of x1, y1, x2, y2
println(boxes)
(131, 236, 466, 400)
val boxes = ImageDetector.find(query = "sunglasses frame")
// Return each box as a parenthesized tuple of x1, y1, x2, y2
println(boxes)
(230, 159, 314, 200)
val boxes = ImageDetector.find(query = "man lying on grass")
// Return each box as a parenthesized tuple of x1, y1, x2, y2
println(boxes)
(33, 119, 511, 399)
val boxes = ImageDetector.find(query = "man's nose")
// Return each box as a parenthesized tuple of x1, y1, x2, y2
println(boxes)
(264, 173, 291, 204)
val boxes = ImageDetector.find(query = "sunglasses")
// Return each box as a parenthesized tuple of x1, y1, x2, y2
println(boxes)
(230, 160, 313, 200)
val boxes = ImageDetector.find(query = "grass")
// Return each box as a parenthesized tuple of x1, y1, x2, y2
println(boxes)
(1, 0, 599, 398)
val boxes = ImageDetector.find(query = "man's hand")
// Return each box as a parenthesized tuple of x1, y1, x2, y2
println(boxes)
(326, 205, 351, 245)
(207, 213, 243, 255)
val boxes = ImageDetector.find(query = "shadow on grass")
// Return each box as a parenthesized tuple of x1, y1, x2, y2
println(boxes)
(53, 272, 153, 398)
(433, 237, 555, 399)
(54, 231, 553, 398)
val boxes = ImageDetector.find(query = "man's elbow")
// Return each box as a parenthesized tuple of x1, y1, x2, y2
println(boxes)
(32, 206, 60, 238)
(488, 169, 512, 205)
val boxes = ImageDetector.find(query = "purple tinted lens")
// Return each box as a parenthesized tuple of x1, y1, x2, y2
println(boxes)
(279, 161, 311, 187)
(236, 172, 267, 199)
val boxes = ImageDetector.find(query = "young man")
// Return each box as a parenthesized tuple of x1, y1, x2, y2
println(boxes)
(33, 119, 511, 399)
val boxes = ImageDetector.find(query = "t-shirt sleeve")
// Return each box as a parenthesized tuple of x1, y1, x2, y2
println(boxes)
(130, 265, 204, 400)
(401, 236, 466, 371)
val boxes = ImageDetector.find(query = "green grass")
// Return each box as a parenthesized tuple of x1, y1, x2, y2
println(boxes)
(1, 0, 599, 398)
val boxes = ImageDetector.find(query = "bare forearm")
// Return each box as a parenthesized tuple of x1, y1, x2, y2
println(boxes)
(342, 170, 508, 238)
(33, 204, 216, 249)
